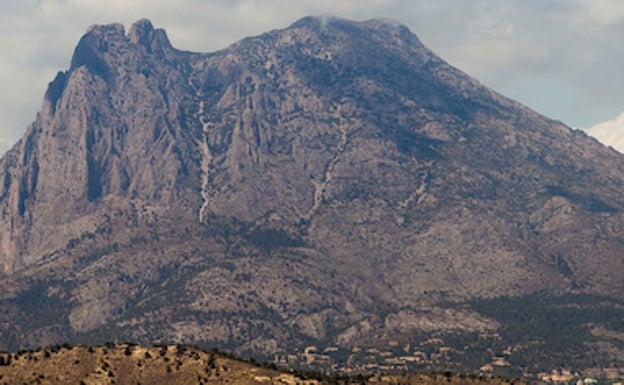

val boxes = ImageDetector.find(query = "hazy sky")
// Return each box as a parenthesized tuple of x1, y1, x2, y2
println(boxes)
(1, 0, 623, 154)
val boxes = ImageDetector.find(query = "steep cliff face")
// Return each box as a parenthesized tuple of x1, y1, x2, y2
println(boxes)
(1, 16, 624, 369)
(0, 20, 200, 272)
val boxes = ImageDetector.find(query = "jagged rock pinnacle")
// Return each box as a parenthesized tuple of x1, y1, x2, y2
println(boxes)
(128, 18, 155, 45)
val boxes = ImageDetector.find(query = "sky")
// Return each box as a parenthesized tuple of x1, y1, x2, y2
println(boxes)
(1, 0, 624, 155)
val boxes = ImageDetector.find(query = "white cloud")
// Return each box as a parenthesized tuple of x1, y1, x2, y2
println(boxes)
(572, 0, 624, 26)
(586, 112, 624, 153)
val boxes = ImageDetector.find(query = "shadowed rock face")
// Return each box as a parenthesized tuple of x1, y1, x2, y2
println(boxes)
(0, 16, 624, 363)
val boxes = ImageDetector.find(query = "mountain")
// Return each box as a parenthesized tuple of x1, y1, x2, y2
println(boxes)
(1, 16, 624, 376)
(587, 112, 624, 153)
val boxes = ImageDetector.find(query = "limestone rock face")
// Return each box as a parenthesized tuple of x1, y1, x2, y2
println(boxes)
(0, 20, 199, 273)
(1, 16, 624, 364)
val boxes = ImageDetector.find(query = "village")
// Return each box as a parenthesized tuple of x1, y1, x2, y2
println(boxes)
(272, 338, 624, 385)
(273, 337, 507, 376)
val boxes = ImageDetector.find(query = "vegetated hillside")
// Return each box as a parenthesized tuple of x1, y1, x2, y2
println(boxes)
(0, 16, 624, 376)
(0, 343, 528, 385)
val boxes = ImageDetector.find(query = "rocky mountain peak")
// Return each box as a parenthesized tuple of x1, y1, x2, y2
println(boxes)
(128, 18, 155, 44)
(68, 19, 173, 80)
(285, 16, 420, 47)
(287, 15, 340, 31)
(69, 23, 122, 79)
(289, 15, 405, 33)
(128, 18, 174, 54)
(85, 22, 126, 37)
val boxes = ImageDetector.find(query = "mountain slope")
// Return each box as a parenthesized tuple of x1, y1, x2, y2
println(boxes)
(1, 16, 624, 374)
